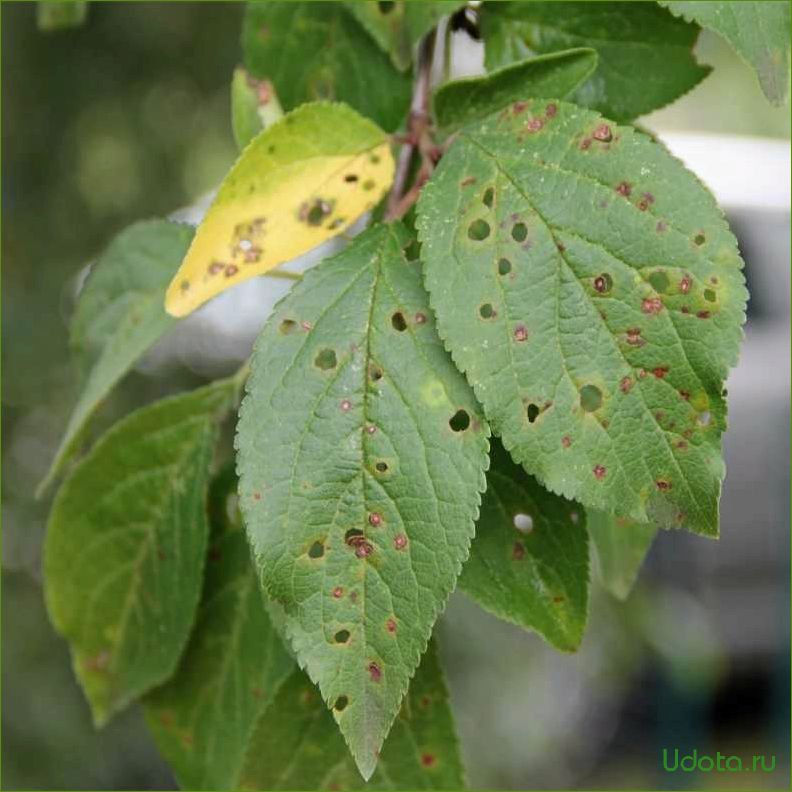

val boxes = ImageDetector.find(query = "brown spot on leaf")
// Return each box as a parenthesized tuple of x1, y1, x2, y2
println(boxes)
(620, 376, 633, 393)
(626, 327, 644, 346)
(697, 310, 711, 319)
(527, 117, 544, 133)
(656, 221, 667, 233)
(512, 541, 525, 561)
(512, 100, 529, 115)
(421, 754, 437, 768)
(386, 619, 397, 634)
(332, 586, 344, 598)
(593, 464, 607, 480)
(368, 662, 382, 682)
(368, 512, 382, 527)
(513, 324, 528, 342)
(561, 435, 572, 448)
(414, 312, 427, 324)
(208, 260, 225, 276)
(653, 367, 669, 379)
(642, 297, 663, 314)
(340, 399, 352, 412)
(460, 176, 476, 187)
(394, 534, 408, 550)
(593, 124, 612, 142)
(615, 181, 632, 197)
(656, 479, 672, 491)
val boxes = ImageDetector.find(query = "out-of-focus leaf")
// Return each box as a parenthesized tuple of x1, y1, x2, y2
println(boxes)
(37, 1, 88, 31)
(231, 67, 284, 151)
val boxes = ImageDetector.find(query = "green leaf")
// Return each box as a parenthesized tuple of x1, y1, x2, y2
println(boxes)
(416, 100, 747, 537)
(587, 509, 657, 600)
(238, 641, 465, 790)
(480, 1, 711, 120)
(145, 466, 294, 790)
(37, 1, 88, 31)
(231, 67, 285, 151)
(242, 2, 412, 131)
(38, 220, 193, 496)
(44, 378, 238, 726)
(434, 48, 598, 135)
(660, 1, 790, 104)
(344, 1, 461, 71)
(165, 103, 395, 318)
(236, 222, 489, 779)
(459, 441, 589, 652)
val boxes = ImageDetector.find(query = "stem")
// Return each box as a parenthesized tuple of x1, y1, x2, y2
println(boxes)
(385, 32, 435, 220)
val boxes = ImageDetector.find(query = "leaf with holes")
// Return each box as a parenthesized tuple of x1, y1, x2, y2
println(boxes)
(45, 378, 238, 726)
(164, 103, 394, 318)
(479, 1, 711, 121)
(145, 466, 293, 790)
(660, 1, 790, 104)
(587, 509, 657, 600)
(344, 1, 462, 71)
(417, 100, 747, 537)
(38, 220, 193, 496)
(236, 222, 489, 779)
(434, 48, 598, 135)
(238, 641, 464, 790)
(459, 441, 589, 651)
(243, 2, 411, 131)
(231, 67, 284, 151)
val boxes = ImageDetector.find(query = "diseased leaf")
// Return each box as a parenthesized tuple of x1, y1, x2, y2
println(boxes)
(164, 103, 394, 318)
(238, 642, 465, 791)
(587, 509, 657, 600)
(434, 48, 598, 135)
(145, 466, 293, 790)
(38, 220, 193, 496)
(236, 222, 489, 779)
(243, 2, 411, 130)
(37, 1, 88, 31)
(480, 1, 711, 120)
(661, 1, 790, 104)
(459, 441, 589, 652)
(344, 1, 462, 71)
(231, 67, 284, 151)
(44, 378, 238, 726)
(417, 100, 746, 537)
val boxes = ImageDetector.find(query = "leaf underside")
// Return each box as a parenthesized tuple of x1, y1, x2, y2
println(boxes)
(39, 220, 193, 494)
(480, 1, 711, 121)
(243, 1, 412, 131)
(45, 379, 237, 726)
(417, 99, 746, 537)
(236, 222, 489, 779)
(460, 441, 589, 652)
(661, 0, 790, 104)
(164, 102, 394, 318)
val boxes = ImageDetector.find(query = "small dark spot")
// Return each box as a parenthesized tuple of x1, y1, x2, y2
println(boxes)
(335, 630, 351, 644)
(656, 221, 667, 233)
(180, 279, 190, 292)
(679, 276, 692, 294)
(301, 199, 333, 226)
(561, 435, 572, 448)
(593, 273, 612, 294)
(579, 384, 603, 412)
(334, 695, 349, 712)
(308, 541, 325, 559)
(676, 440, 688, 450)
(511, 222, 528, 242)
(580, 137, 592, 150)
(370, 153, 381, 164)
(527, 117, 544, 133)
(386, 619, 397, 633)
(482, 187, 495, 207)
(449, 409, 470, 432)
(375, 461, 389, 474)
(513, 324, 528, 342)
(279, 319, 298, 334)
(362, 179, 376, 191)
(697, 310, 711, 319)
(340, 399, 352, 412)
(344, 174, 358, 183)
(656, 479, 671, 491)
(526, 403, 540, 423)
(368, 512, 383, 527)
(545, 102, 557, 118)
(652, 367, 669, 379)
(479, 302, 496, 319)
(369, 363, 383, 382)
(641, 297, 663, 314)
(637, 193, 655, 211)
(620, 376, 633, 393)
(615, 181, 632, 197)
(394, 534, 408, 550)
(391, 312, 407, 331)
(332, 586, 344, 598)
(314, 348, 337, 370)
(498, 258, 512, 275)
(421, 754, 437, 768)
(556, 241, 565, 253)
(512, 542, 525, 561)
(704, 288, 717, 302)
(468, 218, 491, 241)
(552, 596, 566, 604)
(225, 264, 239, 278)
(681, 305, 690, 314)
(512, 100, 529, 115)
(368, 662, 382, 682)
(593, 464, 607, 480)
(694, 232, 706, 246)
(680, 390, 690, 401)
(460, 176, 476, 187)
(253, 491, 262, 501)
(593, 124, 612, 142)
(208, 260, 225, 276)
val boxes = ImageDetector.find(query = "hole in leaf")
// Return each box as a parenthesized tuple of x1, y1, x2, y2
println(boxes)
(498, 258, 512, 275)
(513, 513, 534, 533)
(694, 232, 706, 246)
(314, 348, 337, 370)
(449, 409, 470, 432)
(391, 312, 407, 331)
(704, 288, 717, 302)
(482, 187, 494, 207)
(594, 273, 613, 294)
(698, 411, 712, 427)
(375, 461, 389, 473)
(479, 303, 495, 319)
(468, 219, 491, 241)
(334, 695, 349, 711)
(345, 528, 364, 543)
(279, 319, 297, 334)
(334, 630, 350, 644)
(649, 271, 670, 293)
(580, 384, 603, 412)
(308, 541, 325, 559)
(526, 403, 540, 423)
(404, 238, 421, 261)
(511, 222, 527, 242)
(369, 363, 383, 382)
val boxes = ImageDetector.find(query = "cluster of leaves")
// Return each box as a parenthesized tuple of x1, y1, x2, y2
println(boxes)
(40, 1, 788, 788)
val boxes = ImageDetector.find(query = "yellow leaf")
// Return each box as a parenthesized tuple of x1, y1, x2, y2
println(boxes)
(165, 103, 395, 318)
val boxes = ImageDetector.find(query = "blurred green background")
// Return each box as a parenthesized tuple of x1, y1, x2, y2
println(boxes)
(2, 2, 789, 790)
